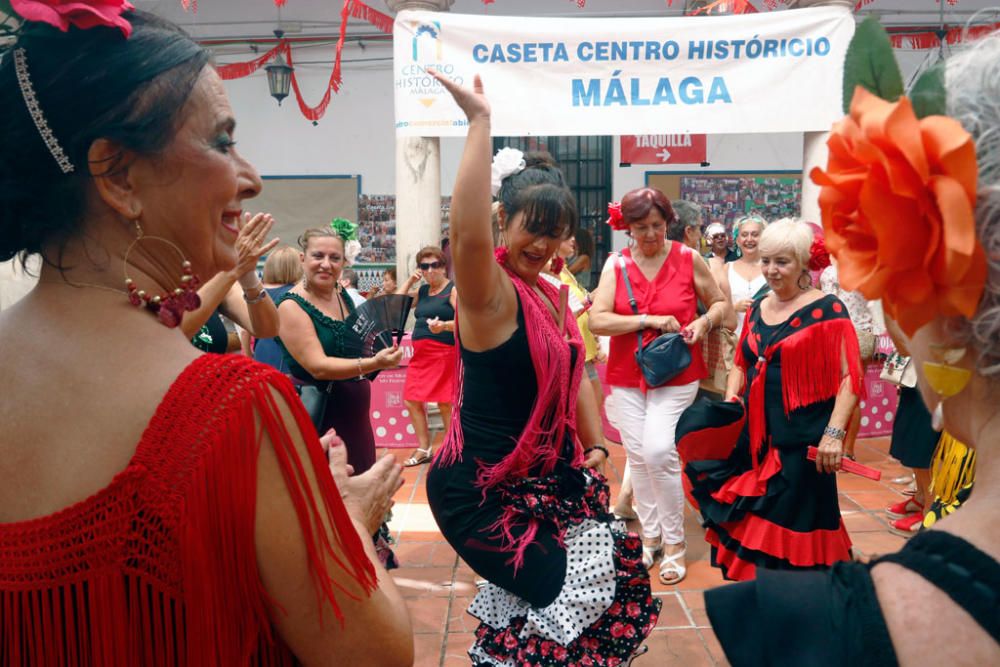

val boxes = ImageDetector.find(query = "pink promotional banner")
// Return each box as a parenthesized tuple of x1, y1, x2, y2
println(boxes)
(370, 333, 420, 449)
(620, 134, 707, 165)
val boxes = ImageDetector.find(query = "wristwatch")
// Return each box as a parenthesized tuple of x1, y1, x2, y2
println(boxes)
(639, 314, 648, 330)
(823, 425, 847, 441)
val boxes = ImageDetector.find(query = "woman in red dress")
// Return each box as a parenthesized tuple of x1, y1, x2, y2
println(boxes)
(0, 8, 411, 664)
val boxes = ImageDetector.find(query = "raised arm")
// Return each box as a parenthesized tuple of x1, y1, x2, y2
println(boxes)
(429, 72, 509, 315)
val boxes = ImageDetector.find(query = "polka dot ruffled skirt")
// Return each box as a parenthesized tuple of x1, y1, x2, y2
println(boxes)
(465, 472, 660, 666)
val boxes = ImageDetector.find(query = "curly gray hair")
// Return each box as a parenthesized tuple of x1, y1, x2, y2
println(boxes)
(947, 32, 1000, 377)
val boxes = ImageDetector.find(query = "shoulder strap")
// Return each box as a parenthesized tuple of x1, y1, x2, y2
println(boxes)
(876, 530, 1000, 644)
(617, 254, 645, 355)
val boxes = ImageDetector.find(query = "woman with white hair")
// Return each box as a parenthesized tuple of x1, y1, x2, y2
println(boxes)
(684, 218, 863, 581)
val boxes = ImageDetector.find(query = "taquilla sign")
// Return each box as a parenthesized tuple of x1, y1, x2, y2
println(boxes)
(393, 6, 854, 137)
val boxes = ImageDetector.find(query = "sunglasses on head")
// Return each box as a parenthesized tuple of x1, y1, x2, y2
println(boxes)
(419, 261, 443, 270)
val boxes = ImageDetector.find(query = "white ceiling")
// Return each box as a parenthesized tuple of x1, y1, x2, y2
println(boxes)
(136, 0, 1000, 42)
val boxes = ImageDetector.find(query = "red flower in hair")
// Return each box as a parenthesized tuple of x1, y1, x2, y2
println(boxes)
(808, 236, 831, 272)
(606, 201, 627, 231)
(11, 0, 135, 37)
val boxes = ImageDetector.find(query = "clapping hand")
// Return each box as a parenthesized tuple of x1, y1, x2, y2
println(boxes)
(328, 445, 404, 536)
(233, 212, 280, 277)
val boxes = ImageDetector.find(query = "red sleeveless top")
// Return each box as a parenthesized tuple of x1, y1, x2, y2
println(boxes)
(0, 354, 375, 666)
(606, 244, 707, 389)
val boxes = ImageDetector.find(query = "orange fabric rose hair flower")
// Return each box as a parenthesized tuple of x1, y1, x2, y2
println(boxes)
(810, 86, 987, 336)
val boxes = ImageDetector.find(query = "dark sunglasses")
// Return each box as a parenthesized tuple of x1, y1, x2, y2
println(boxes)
(419, 261, 443, 270)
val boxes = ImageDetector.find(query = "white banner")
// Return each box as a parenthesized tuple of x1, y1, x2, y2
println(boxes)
(393, 7, 854, 137)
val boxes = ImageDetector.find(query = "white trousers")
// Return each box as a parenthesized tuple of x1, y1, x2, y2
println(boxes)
(610, 381, 699, 544)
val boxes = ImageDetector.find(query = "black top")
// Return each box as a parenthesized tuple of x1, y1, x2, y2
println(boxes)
(455, 298, 537, 467)
(412, 281, 456, 346)
(706, 530, 1000, 666)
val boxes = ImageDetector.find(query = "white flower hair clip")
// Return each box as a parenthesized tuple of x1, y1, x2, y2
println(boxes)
(490, 147, 526, 196)
(344, 239, 362, 266)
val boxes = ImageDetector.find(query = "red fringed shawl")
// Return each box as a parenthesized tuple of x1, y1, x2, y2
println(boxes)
(734, 295, 865, 468)
(436, 263, 585, 570)
(0, 354, 376, 666)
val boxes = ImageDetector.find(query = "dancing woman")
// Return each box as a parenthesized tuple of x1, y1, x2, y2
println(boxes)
(685, 219, 862, 581)
(426, 72, 660, 666)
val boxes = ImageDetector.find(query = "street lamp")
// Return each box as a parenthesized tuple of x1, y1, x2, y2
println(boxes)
(265, 30, 293, 106)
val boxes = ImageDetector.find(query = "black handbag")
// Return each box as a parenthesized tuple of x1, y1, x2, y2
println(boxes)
(618, 255, 692, 387)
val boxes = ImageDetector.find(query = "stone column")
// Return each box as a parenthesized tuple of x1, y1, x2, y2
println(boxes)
(386, 0, 454, 278)
(790, 0, 855, 224)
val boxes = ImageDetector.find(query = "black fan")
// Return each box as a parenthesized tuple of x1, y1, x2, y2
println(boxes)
(341, 294, 413, 379)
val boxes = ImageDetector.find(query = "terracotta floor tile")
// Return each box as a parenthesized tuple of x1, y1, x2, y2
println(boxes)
(851, 531, 908, 559)
(698, 626, 731, 666)
(405, 596, 451, 634)
(644, 628, 715, 666)
(834, 474, 886, 492)
(392, 566, 458, 598)
(394, 541, 458, 568)
(843, 511, 890, 534)
(838, 494, 862, 512)
(442, 632, 475, 665)
(446, 596, 480, 634)
(412, 633, 444, 667)
(845, 489, 906, 511)
(397, 529, 449, 542)
(680, 591, 710, 628)
(652, 592, 691, 628)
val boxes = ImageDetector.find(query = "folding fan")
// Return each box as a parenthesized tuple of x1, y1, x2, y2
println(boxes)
(341, 294, 413, 380)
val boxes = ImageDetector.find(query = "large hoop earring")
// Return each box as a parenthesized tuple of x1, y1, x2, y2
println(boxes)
(923, 345, 972, 432)
(797, 272, 812, 291)
(123, 220, 202, 328)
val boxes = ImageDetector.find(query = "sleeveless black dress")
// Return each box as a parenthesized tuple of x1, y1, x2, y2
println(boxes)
(427, 299, 660, 666)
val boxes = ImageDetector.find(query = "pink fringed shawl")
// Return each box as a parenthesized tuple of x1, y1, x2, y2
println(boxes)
(435, 261, 585, 570)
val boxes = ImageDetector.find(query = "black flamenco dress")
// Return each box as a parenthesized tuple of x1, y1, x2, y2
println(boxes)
(427, 279, 660, 666)
(684, 294, 863, 581)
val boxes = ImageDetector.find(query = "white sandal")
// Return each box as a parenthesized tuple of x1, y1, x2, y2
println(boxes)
(641, 541, 663, 570)
(659, 544, 687, 585)
(403, 447, 432, 467)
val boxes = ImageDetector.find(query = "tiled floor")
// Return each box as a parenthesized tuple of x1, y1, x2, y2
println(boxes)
(385, 435, 911, 666)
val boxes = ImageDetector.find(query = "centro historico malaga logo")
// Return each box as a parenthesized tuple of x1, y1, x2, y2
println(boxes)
(396, 19, 467, 130)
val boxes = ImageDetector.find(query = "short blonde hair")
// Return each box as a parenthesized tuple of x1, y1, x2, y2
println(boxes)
(262, 245, 303, 284)
(759, 218, 813, 267)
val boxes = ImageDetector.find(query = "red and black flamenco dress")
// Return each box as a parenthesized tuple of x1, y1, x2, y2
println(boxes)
(684, 294, 864, 581)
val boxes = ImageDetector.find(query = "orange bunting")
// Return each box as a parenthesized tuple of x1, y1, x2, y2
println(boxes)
(810, 87, 987, 336)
